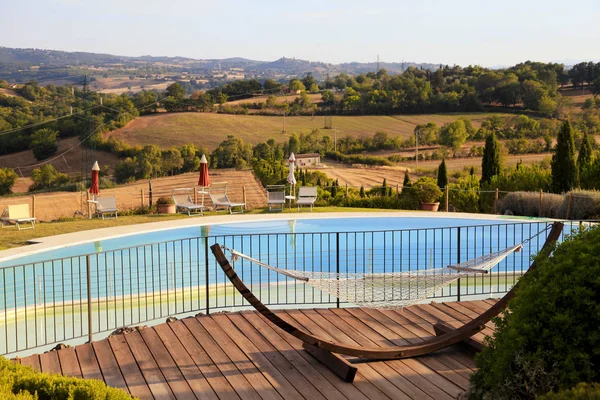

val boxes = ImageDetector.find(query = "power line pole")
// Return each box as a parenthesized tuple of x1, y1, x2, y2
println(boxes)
(334, 126, 338, 153)
(415, 131, 419, 169)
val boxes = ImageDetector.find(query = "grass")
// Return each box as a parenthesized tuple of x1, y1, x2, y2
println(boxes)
(108, 111, 511, 150)
(0, 207, 402, 251)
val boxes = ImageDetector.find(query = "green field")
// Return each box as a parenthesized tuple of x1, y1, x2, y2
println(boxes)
(109, 111, 511, 150)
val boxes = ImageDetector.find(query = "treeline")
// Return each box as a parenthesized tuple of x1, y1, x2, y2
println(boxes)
(0, 81, 140, 156)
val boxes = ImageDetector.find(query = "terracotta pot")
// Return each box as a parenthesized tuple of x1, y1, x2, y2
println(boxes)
(157, 204, 176, 214)
(421, 202, 440, 212)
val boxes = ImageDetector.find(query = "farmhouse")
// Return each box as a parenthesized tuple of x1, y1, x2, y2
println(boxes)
(296, 153, 320, 166)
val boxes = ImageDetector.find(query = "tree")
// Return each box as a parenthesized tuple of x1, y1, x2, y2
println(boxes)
(0, 167, 18, 195)
(289, 79, 306, 92)
(29, 164, 69, 191)
(481, 133, 501, 184)
(288, 133, 299, 154)
(551, 121, 579, 193)
(577, 131, 593, 176)
(166, 82, 186, 99)
(401, 169, 412, 193)
(439, 119, 468, 154)
(437, 159, 448, 189)
(30, 128, 59, 160)
(161, 147, 184, 175)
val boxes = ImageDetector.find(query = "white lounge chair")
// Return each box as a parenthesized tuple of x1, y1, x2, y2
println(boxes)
(266, 185, 286, 211)
(209, 183, 245, 214)
(1, 204, 36, 230)
(296, 186, 317, 211)
(94, 196, 118, 219)
(172, 194, 204, 216)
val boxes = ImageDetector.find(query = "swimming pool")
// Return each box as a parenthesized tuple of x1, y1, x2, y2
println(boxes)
(0, 214, 571, 356)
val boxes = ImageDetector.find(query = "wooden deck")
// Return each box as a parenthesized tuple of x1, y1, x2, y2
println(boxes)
(17, 299, 498, 399)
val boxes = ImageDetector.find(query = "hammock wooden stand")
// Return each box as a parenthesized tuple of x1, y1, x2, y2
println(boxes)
(210, 222, 563, 383)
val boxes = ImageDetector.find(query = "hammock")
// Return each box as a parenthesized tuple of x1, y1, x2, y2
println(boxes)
(225, 243, 522, 309)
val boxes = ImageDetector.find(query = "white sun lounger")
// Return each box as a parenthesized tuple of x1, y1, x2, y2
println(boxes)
(266, 185, 286, 211)
(172, 194, 204, 216)
(94, 196, 118, 219)
(209, 183, 245, 214)
(296, 186, 317, 211)
(1, 204, 37, 230)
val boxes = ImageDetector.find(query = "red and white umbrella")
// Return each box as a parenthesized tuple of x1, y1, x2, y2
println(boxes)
(89, 161, 100, 195)
(198, 154, 210, 187)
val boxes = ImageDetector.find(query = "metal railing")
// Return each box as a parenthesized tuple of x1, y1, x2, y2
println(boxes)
(0, 220, 590, 356)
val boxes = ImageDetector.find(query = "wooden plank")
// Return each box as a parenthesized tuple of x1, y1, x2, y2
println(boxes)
(375, 308, 477, 370)
(302, 342, 357, 383)
(356, 307, 477, 374)
(138, 328, 196, 399)
(168, 320, 240, 400)
(338, 308, 472, 388)
(124, 331, 176, 400)
(108, 334, 159, 400)
(430, 303, 495, 337)
(92, 340, 129, 393)
(240, 311, 367, 400)
(182, 317, 261, 400)
(262, 312, 389, 400)
(57, 347, 83, 378)
(153, 323, 219, 400)
(434, 321, 484, 354)
(20, 354, 41, 371)
(314, 308, 456, 399)
(211, 313, 305, 399)
(440, 302, 496, 337)
(284, 309, 416, 400)
(39, 351, 62, 374)
(226, 313, 331, 400)
(75, 343, 104, 381)
(197, 315, 283, 400)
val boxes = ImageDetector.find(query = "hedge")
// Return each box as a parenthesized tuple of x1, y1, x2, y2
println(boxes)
(0, 356, 133, 399)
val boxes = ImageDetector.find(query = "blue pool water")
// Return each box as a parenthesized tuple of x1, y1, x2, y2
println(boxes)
(1, 216, 537, 267)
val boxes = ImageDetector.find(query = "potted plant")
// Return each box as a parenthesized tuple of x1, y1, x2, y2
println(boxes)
(155, 196, 176, 214)
(413, 177, 443, 211)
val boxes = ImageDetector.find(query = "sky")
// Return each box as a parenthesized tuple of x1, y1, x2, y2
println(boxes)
(1, 0, 599, 67)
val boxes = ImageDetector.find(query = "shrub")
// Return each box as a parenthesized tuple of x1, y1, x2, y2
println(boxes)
(30, 128, 59, 161)
(448, 175, 480, 213)
(559, 190, 600, 220)
(467, 226, 600, 399)
(499, 191, 565, 218)
(540, 383, 600, 399)
(413, 177, 443, 203)
(0, 355, 132, 399)
(155, 196, 174, 205)
(0, 167, 18, 195)
(29, 165, 69, 192)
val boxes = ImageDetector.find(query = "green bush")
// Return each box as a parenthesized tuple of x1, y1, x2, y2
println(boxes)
(0, 167, 18, 195)
(413, 177, 443, 203)
(467, 226, 600, 399)
(540, 383, 600, 399)
(30, 128, 59, 161)
(0, 356, 132, 399)
(499, 190, 600, 219)
(29, 165, 69, 192)
(448, 175, 480, 212)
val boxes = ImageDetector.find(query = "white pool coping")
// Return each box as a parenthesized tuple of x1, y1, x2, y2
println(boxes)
(0, 211, 552, 265)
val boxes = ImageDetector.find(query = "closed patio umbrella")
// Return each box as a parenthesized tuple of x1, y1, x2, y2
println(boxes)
(287, 152, 296, 187)
(198, 154, 210, 187)
(90, 161, 100, 195)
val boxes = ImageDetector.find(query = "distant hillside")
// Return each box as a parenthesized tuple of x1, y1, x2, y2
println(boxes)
(0, 46, 440, 84)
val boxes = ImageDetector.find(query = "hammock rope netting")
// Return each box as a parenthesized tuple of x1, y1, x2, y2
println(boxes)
(224, 240, 534, 309)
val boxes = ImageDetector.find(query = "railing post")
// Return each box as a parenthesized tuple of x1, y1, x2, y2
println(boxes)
(456, 227, 461, 302)
(539, 189, 543, 217)
(32, 194, 36, 219)
(86, 255, 93, 343)
(336, 232, 340, 309)
(148, 180, 153, 207)
(205, 238, 210, 315)
(494, 188, 499, 214)
(141, 189, 145, 208)
(566, 192, 573, 220)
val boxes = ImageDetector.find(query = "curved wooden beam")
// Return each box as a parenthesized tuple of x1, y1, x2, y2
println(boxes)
(210, 222, 563, 360)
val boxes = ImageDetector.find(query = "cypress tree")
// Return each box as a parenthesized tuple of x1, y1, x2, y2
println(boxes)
(331, 180, 337, 197)
(382, 178, 387, 196)
(481, 133, 501, 184)
(469, 166, 475, 176)
(577, 131, 593, 176)
(551, 121, 579, 193)
(437, 159, 448, 189)
(316, 177, 322, 187)
(359, 186, 365, 198)
(402, 169, 412, 194)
